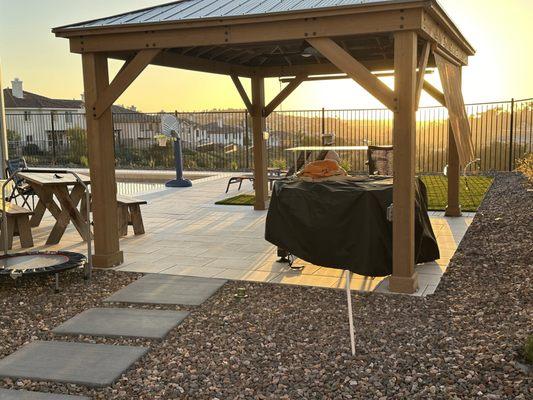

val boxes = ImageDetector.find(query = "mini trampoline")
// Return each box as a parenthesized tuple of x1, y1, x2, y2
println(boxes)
(1, 169, 92, 291)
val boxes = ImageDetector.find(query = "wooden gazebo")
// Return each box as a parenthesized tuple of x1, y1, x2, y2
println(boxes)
(53, 0, 475, 293)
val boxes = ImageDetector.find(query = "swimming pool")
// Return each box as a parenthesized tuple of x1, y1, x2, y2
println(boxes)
(116, 181, 166, 197)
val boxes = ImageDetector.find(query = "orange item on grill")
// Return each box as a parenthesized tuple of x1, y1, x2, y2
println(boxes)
(298, 159, 347, 179)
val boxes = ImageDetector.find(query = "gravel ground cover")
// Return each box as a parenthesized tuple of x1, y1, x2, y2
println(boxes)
(0, 173, 531, 399)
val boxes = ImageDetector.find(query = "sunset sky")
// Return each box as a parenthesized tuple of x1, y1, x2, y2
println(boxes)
(1, 0, 532, 112)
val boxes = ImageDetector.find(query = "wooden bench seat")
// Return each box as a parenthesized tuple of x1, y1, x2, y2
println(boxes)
(117, 196, 147, 236)
(0, 203, 34, 250)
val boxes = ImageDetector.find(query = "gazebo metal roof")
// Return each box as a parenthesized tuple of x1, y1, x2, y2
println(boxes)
(58, 0, 416, 30)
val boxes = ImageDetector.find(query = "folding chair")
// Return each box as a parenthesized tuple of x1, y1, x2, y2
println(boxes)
(367, 145, 394, 176)
(5, 157, 36, 210)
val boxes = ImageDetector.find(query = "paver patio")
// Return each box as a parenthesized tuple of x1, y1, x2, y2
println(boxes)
(24, 174, 473, 296)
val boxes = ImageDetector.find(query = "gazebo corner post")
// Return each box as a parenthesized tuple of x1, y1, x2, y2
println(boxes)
(445, 69, 462, 217)
(251, 74, 268, 211)
(389, 30, 419, 294)
(445, 126, 462, 217)
(81, 52, 123, 268)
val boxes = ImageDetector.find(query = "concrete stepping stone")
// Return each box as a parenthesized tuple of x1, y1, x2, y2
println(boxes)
(105, 274, 227, 305)
(53, 308, 189, 339)
(0, 341, 148, 388)
(0, 389, 89, 399)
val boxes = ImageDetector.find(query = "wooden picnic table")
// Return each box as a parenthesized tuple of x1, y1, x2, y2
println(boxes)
(17, 172, 91, 245)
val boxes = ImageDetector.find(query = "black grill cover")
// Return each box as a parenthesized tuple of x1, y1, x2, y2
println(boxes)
(265, 178, 440, 277)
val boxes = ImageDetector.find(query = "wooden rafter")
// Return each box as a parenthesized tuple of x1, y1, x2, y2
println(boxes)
(93, 49, 160, 118)
(307, 37, 397, 111)
(230, 75, 253, 114)
(415, 41, 431, 109)
(263, 74, 307, 117)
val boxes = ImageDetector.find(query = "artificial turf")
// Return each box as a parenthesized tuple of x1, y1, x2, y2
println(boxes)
(419, 175, 493, 212)
(216, 175, 494, 212)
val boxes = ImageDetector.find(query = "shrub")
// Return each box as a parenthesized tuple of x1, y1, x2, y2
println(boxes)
(271, 159, 287, 170)
(516, 153, 533, 184)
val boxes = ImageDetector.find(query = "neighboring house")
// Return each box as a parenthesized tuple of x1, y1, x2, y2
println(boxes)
(4, 79, 84, 150)
(4, 78, 162, 151)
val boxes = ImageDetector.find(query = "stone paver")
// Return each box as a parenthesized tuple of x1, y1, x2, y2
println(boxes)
(0, 389, 89, 400)
(53, 308, 189, 339)
(0, 341, 148, 388)
(105, 274, 227, 305)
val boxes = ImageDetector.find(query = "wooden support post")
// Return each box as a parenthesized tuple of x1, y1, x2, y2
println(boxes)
(389, 31, 418, 294)
(445, 68, 462, 217)
(82, 53, 123, 268)
(251, 75, 268, 210)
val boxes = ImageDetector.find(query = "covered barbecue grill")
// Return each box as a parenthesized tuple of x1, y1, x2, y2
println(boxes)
(266, 177, 440, 277)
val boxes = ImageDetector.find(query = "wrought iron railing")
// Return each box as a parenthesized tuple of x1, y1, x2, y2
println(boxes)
(5, 98, 532, 173)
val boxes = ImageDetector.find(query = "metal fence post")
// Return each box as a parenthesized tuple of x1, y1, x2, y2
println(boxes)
(508, 98, 515, 171)
(50, 112, 57, 165)
(321, 107, 325, 137)
(245, 113, 250, 170)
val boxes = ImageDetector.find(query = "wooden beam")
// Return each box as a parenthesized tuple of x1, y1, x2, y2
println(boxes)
(422, 80, 446, 106)
(251, 76, 268, 210)
(264, 74, 306, 117)
(81, 53, 123, 268)
(420, 10, 470, 65)
(93, 49, 160, 118)
(230, 75, 253, 114)
(307, 37, 397, 111)
(66, 9, 422, 53)
(279, 69, 434, 83)
(415, 41, 431, 110)
(389, 30, 418, 294)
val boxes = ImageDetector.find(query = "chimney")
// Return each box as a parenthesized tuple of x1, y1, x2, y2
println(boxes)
(11, 78, 23, 99)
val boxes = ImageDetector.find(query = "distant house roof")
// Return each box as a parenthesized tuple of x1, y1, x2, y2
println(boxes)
(201, 121, 244, 135)
(3, 89, 83, 110)
(56, 0, 402, 30)
(3, 88, 155, 121)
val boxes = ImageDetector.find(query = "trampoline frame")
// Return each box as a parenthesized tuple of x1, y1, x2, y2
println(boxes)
(1, 169, 93, 290)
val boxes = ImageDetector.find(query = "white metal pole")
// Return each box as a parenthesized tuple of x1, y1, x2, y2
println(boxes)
(345, 269, 356, 356)
(0, 60, 9, 178)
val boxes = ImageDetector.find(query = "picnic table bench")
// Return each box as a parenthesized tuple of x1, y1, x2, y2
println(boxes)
(117, 195, 147, 236)
(0, 202, 34, 250)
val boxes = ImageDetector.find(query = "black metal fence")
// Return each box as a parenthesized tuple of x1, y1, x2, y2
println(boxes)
(5, 98, 532, 173)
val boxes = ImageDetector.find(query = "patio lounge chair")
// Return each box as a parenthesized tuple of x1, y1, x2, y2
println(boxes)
(367, 145, 394, 176)
(5, 157, 36, 210)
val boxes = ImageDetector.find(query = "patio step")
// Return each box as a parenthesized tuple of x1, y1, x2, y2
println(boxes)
(104, 274, 227, 305)
(0, 341, 148, 388)
(52, 308, 189, 339)
(0, 389, 89, 399)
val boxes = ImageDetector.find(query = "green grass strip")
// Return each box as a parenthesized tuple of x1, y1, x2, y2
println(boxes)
(215, 194, 255, 206)
(420, 175, 493, 212)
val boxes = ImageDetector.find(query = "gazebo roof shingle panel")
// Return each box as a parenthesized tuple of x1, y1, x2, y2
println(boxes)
(57, 0, 407, 29)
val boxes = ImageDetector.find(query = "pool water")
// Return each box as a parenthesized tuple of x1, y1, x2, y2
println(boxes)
(116, 181, 166, 196)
